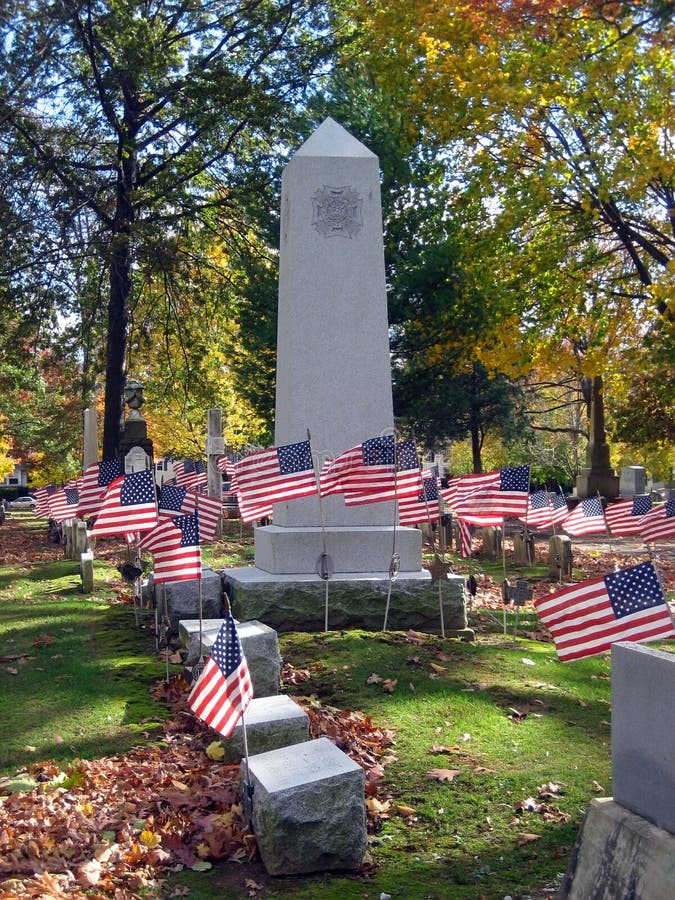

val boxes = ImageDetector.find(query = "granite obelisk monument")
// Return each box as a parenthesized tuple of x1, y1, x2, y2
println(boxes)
(225, 118, 467, 635)
(255, 116, 421, 574)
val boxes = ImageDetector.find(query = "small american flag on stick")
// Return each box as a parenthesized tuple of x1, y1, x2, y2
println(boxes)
(188, 615, 254, 737)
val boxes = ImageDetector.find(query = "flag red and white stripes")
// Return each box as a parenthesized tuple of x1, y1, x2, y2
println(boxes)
(140, 512, 201, 583)
(534, 561, 674, 662)
(234, 440, 317, 514)
(90, 469, 158, 537)
(562, 496, 607, 537)
(605, 496, 652, 537)
(77, 459, 122, 519)
(451, 466, 530, 526)
(188, 615, 254, 737)
(195, 493, 223, 542)
(640, 498, 675, 543)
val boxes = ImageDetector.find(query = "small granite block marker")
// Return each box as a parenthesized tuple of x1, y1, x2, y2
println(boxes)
(222, 695, 309, 763)
(80, 550, 94, 594)
(548, 534, 573, 580)
(178, 618, 282, 697)
(149, 567, 223, 635)
(611, 641, 675, 834)
(242, 737, 367, 875)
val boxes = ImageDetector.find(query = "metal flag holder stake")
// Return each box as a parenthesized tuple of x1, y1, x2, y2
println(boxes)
(382, 436, 401, 633)
(240, 707, 255, 824)
(596, 490, 620, 571)
(190, 575, 206, 684)
(307, 430, 333, 632)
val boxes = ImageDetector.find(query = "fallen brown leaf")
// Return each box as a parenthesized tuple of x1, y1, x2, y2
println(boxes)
(426, 768, 461, 782)
(518, 832, 541, 845)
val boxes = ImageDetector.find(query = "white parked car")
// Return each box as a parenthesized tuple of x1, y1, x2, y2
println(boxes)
(9, 496, 36, 509)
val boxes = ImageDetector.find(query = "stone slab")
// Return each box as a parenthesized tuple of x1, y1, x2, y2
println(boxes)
(223, 567, 471, 636)
(560, 798, 675, 900)
(254, 523, 422, 575)
(222, 695, 309, 763)
(179, 618, 282, 697)
(619, 466, 646, 498)
(146, 566, 223, 635)
(242, 736, 367, 875)
(611, 642, 675, 834)
(548, 534, 573, 579)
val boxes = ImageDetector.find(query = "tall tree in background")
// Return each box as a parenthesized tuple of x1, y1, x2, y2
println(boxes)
(353, 0, 674, 460)
(0, 0, 338, 458)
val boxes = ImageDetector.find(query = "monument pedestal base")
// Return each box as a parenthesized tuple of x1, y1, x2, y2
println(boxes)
(561, 798, 675, 900)
(254, 524, 422, 575)
(223, 567, 472, 636)
(575, 471, 620, 500)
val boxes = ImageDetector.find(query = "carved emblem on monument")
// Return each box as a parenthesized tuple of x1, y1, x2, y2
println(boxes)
(311, 185, 363, 238)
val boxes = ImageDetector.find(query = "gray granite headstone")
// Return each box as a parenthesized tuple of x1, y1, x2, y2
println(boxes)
(611, 641, 675, 834)
(242, 737, 367, 875)
(548, 534, 573, 579)
(222, 695, 308, 762)
(149, 566, 223, 635)
(80, 550, 94, 594)
(619, 466, 646, 498)
(178, 618, 282, 697)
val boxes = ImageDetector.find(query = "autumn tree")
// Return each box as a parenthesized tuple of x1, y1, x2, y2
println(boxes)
(352, 0, 674, 461)
(0, 0, 340, 459)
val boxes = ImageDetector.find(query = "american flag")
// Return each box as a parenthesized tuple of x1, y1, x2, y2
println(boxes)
(48, 485, 81, 523)
(188, 614, 254, 737)
(562, 496, 607, 537)
(237, 497, 274, 524)
(234, 439, 317, 512)
(452, 465, 530, 526)
(519, 489, 569, 530)
(216, 455, 237, 474)
(195, 493, 223, 542)
(344, 439, 423, 505)
(456, 518, 473, 557)
(549, 490, 570, 526)
(158, 484, 196, 519)
(34, 484, 58, 518)
(77, 459, 122, 519)
(605, 495, 652, 537)
(640, 498, 675, 543)
(90, 469, 158, 537)
(441, 476, 461, 510)
(174, 459, 207, 490)
(398, 470, 440, 525)
(534, 561, 675, 662)
(140, 511, 201, 583)
(320, 434, 396, 498)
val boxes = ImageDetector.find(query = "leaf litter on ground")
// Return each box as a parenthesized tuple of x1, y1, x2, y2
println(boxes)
(0, 671, 397, 899)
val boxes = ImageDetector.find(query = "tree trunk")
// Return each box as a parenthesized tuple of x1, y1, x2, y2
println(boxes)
(102, 141, 137, 460)
(102, 233, 131, 459)
(469, 364, 483, 473)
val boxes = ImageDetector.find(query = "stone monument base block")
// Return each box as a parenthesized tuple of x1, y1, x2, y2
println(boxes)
(242, 737, 367, 876)
(561, 798, 675, 900)
(575, 472, 620, 500)
(223, 695, 309, 763)
(254, 524, 422, 575)
(178, 618, 282, 698)
(145, 567, 223, 635)
(223, 567, 472, 636)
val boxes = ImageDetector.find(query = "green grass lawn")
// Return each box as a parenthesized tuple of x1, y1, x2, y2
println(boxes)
(1, 511, 672, 899)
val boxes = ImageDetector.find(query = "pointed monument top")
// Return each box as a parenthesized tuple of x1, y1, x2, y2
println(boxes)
(294, 117, 377, 159)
